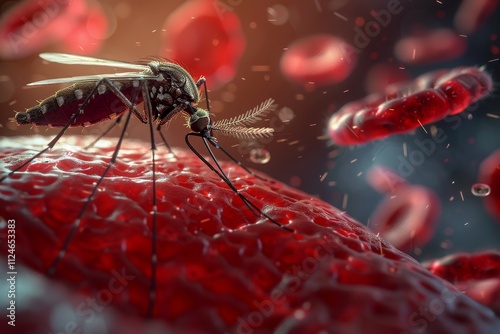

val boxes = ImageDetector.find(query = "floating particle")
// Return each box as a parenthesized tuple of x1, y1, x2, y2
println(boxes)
(369, 185, 441, 252)
(328, 67, 493, 146)
(471, 183, 491, 197)
(394, 29, 466, 65)
(280, 34, 357, 87)
(454, 0, 499, 34)
(278, 107, 295, 122)
(267, 4, 289, 26)
(161, 0, 245, 89)
(0, 0, 88, 59)
(478, 150, 500, 221)
(249, 148, 271, 164)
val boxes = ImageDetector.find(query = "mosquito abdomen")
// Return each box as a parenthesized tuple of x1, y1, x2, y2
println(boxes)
(16, 81, 143, 127)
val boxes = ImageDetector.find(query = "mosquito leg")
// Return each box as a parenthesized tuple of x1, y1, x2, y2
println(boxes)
(47, 86, 141, 277)
(185, 132, 293, 233)
(144, 81, 158, 319)
(156, 125, 177, 159)
(205, 138, 275, 184)
(84, 115, 124, 150)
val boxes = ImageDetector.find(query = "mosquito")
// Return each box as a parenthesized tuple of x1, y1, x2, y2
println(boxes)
(1, 53, 293, 317)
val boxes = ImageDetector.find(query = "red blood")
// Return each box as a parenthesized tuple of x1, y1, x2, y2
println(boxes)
(454, 0, 499, 34)
(161, 0, 245, 89)
(61, 3, 108, 55)
(0, 0, 88, 59)
(394, 29, 467, 65)
(2, 136, 500, 333)
(280, 34, 357, 87)
(369, 185, 441, 252)
(366, 166, 407, 193)
(365, 63, 410, 94)
(423, 251, 500, 315)
(479, 150, 500, 221)
(328, 67, 493, 146)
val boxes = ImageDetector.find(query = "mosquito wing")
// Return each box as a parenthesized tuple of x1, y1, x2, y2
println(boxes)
(39, 53, 150, 71)
(27, 72, 158, 86)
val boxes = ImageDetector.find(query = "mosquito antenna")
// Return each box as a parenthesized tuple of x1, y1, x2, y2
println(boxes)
(84, 115, 123, 150)
(185, 132, 293, 232)
(48, 83, 141, 276)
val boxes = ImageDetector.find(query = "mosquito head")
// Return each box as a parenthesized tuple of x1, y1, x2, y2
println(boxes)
(188, 108, 211, 133)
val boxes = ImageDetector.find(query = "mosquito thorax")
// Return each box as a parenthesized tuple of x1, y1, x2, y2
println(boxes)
(149, 61, 199, 103)
(189, 108, 210, 132)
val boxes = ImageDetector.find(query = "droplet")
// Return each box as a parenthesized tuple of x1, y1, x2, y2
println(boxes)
(249, 148, 271, 164)
(471, 183, 491, 197)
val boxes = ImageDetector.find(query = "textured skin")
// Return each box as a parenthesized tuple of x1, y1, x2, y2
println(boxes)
(1, 136, 499, 334)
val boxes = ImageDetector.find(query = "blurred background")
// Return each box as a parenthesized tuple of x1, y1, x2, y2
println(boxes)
(0, 0, 499, 262)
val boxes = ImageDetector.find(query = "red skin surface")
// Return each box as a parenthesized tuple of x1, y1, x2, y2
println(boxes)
(1, 136, 500, 333)
(161, 0, 245, 90)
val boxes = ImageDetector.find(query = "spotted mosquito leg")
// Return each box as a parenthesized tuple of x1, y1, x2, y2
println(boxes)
(47, 85, 142, 276)
(141, 76, 159, 318)
(84, 115, 124, 150)
(209, 141, 276, 184)
(185, 132, 293, 233)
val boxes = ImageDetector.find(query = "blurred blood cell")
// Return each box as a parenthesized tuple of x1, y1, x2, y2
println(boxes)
(478, 150, 500, 221)
(366, 166, 407, 193)
(0, 0, 88, 59)
(161, 0, 245, 89)
(423, 251, 500, 315)
(394, 29, 467, 65)
(466, 279, 500, 315)
(369, 185, 440, 252)
(329, 67, 492, 146)
(62, 3, 108, 54)
(280, 34, 357, 87)
(454, 0, 499, 34)
(365, 63, 410, 94)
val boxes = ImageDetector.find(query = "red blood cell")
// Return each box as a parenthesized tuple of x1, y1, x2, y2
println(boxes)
(478, 150, 500, 221)
(161, 0, 245, 89)
(61, 3, 108, 55)
(328, 67, 493, 146)
(454, 0, 499, 34)
(394, 28, 467, 65)
(365, 63, 411, 94)
(369, 185, 441, 252)
(366, 166, 407, 193)
(280, 34, 357, 87)
(2, 136, 500, 333)
(0, 0, 88, 59)
(423, 251, 500, 315)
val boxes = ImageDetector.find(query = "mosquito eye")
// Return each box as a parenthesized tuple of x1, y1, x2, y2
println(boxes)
(189, 109, 210, 132)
